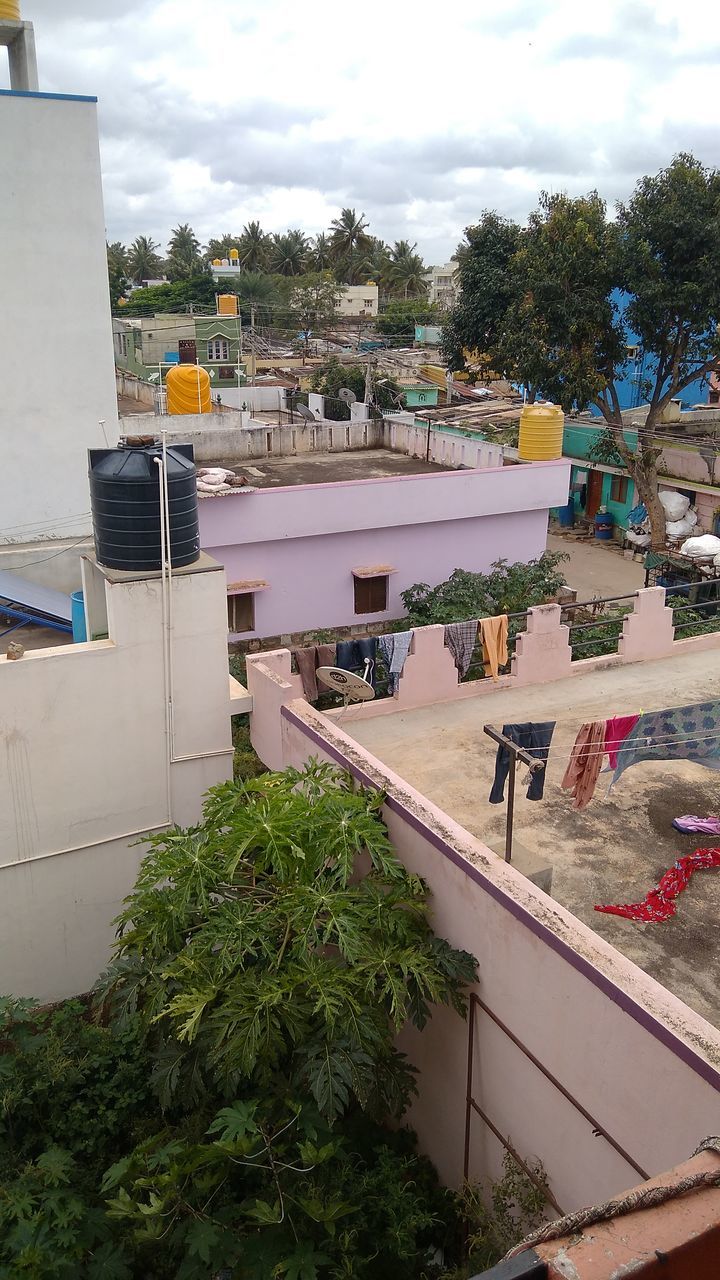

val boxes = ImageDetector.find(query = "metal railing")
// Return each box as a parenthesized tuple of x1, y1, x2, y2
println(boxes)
(463, 993, 650, 1220)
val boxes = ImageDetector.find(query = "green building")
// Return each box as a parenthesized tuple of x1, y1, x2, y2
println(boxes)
(113, 314, 247, 395)
(562, 421, 638, 529)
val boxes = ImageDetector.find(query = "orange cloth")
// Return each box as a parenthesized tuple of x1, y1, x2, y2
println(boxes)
(561, 721, 606, 810)
(479, 614, 509, 680)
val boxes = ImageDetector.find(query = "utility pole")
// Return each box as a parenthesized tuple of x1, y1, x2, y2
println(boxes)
(364, 356, 374, 409)
(250, 303, 256, 386)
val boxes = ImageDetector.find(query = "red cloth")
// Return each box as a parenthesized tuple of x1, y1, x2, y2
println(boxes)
(595, 847, 720, 922)
(604, 714, 640, 769)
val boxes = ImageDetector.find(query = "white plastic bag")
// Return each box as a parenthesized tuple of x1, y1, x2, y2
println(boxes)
(680, 534, 720, 559)
(659, 490, 689, 521)
(666, 511, 698, 538)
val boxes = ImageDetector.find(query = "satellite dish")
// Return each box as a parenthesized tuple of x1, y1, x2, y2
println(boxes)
(338, 388, 357, 404)
(294, 403, 317, 422)
(316, 666, 375, 704)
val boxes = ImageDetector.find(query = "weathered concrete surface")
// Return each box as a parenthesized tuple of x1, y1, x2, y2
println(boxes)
(205, 448, 451, 487)
(547, 532, 646, 598)
(346, 647, 720, 1027)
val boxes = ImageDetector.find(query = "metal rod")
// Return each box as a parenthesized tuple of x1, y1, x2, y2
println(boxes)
(506, 752, 516, 862)
(559, 591, 639, 608)
(468, 1098, 564, 1216)
(463, 990, 475, 1183)
(470, 994, 650, 1182)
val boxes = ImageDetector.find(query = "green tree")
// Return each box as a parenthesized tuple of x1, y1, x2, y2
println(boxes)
(284, 272, 343, 359)
(444, 157, 720, 545)
(106, 241, 128, 309)
(205, 232, 241, 263)
(311, 231, 333, 271)
(440, 212, 521, 377)
(166, 223, 204, 280)
(268, 229, 309, 276)
(376, 299, 440, 340)
(330, 207, 371, 282)
(238, 220, 271, 271)
(126, 234, 163, 285)
(400, 554, 568, 628)
(387, 239, 428, 299)
(121, 276, 218, 316)
(310, 358, 403, 419)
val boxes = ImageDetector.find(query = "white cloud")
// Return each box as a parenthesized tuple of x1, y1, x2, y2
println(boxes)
(6, 0, 720, 259)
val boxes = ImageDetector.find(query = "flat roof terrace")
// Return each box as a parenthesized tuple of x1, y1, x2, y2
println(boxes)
(345, 647, 720, 1028)
(203, 448, 452, 489)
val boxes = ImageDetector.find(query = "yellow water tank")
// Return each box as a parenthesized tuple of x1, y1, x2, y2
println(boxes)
(518, 403, 564, 461)
(229, 248, 239, 261)
(212, 258, 222, 267)
(166, 364, 212, 415)
(217, 294, 238, 316)
(0, 1, 21, 19)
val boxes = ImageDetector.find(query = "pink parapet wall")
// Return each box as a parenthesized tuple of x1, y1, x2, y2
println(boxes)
(199, 459, 570, 637)
(245, 665, 720, 1213)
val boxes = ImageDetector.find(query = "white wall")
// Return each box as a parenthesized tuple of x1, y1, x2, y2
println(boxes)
(0, 92, 119, 545)
(0, 555, 235, 1000)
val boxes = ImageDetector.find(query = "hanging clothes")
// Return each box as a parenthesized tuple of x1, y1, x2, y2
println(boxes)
(672, 815, 720, 835)
(604, 715, 640, 770)
(489, 722, 555, 804)
(444, 620, 477, 678)
(479, 615, 509, 680)
(336, 640, 359, 673)
(295, 646, 320, 701)
(378, 631, 413, 694)
(561, 721, 606, 810)
(595, 848, 720, 923)
(316, 643, 337, 670)
(355, 636, 378, 688)
(612, 700, 720, 786)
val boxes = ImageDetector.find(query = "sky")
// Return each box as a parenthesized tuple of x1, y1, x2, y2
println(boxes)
(11, 0, 720, 263)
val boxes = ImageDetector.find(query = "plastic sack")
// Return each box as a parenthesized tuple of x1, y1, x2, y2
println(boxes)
(626, 529, 651, 546)
(680, 534, 720, 559)
(666, 511, 698, 538)
(659, 490, 689, 521)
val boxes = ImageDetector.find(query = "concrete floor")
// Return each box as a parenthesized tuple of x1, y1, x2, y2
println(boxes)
(346, 648, 720, 1028)
(207, 449, 451, 487)
(547, 531, 646, 599)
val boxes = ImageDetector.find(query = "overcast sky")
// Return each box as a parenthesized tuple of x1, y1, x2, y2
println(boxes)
(12, 0, 720, 262)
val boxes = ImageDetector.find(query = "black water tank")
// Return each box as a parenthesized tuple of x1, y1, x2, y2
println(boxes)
(89, 440, 200, 571)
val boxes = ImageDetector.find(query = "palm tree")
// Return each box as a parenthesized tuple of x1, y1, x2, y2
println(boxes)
(388, 240, 429, 299)
(166, 224, 203, 280)
(126, 235, 162, 284)
(205, 233, 242, 263)
(311, 232, 332, 272)
(358, 236, 392, 291)
(268, 229, 308, 277)
(233, 271, 279, 327)
(329, 208, 370, 282)
(238, 221, 270, 271)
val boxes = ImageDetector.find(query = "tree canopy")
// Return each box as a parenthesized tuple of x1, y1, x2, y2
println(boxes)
(442, 154, 720, 544)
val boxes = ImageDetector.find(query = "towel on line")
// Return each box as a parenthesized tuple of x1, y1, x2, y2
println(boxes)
(479, 615, 508, 680)
(613, 700, 720, 785)
(378, 631, 413, 695)
(562, 721, 606, 809)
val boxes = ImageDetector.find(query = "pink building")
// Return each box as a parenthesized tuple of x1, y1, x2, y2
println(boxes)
(198, 449, 570, 639)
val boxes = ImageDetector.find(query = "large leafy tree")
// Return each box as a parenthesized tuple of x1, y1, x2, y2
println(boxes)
(376, 299, 440, 340)
(238, 220, 271, 271)
(387, 239, 429, 299)
(268, 229, 309, 276)
(443, 157, 720, 545)
(125, 234, 163, 285)
(310, 358, 403, 419)
(166, 223, 204, 280)
(284, 272, 343, 359)
(106, 241, 128, 308)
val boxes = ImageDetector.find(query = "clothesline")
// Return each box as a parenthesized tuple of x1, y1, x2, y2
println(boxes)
(504, 727, 720, 764)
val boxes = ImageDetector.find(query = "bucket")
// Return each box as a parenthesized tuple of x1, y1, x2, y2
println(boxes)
(594, 511, 614, 541)
(71, 591, 87, 643)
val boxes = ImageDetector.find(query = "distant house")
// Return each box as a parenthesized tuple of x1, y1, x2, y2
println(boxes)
(113, 313, 248, 401)
(424, 262, 458, 307)
(335, 284, 379, 317)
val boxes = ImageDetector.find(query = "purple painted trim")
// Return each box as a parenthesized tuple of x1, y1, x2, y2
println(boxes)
(200, 458, 568, 503)
(281, 703, 720, 1093)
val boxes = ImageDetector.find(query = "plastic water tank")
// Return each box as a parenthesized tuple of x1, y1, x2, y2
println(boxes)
(229, 248, 239, 261)
(594, 510, 614, 541)
(0, 2, 21, 19)
(217, 294, 238, 316)
(88, 441, 200, 571)
(166, 363, 211, 415)
(518, 404, 564, 461)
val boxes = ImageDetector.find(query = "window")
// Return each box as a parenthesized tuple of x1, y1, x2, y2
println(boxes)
(354, 574, 388, 615)
(227, 592, 255, 633)
(610, 475, 629, 504)
(115, 332, 128, 357)
(364, 299, 374, 308)
(219, 365, 235, 380)
(207, 337, 229, 361)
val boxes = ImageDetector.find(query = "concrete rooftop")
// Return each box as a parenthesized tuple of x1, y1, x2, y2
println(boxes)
(345, 647, 720, 1029)
(204, 448, 452, 489)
